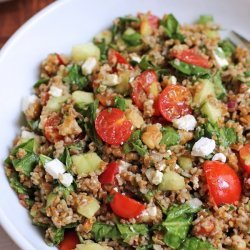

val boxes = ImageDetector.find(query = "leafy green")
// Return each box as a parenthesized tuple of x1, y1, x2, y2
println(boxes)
(39, 154, 52, 166)
(33, 78, 49, 88)
(64, 64, 89, 90)
(160, 127, 180, 147)
(59, 148, 72, 172)
(92, 222, 120, 241)
(46, 227, 64, 246)
(53, 185, 74, 199)
(94, 39, 108, 61)
(218, 39, 235, 58)
(179, 237, 216, 250)
(114, 96, 126, 111)
(11, 138, 35, 155)
(213, 72, 226, 99)
(161, 14, 185, 41)
(170, 60, 210, 77)
(122, 31, 142, 46)
(8, 174, 29, 195)
(81, 100, 103, 148)
(162, 203, 200, 249)
(27, 119, 40, 133)
(197, 15, 214, 25)
(123, 130, 148, 156)
(117, 224, 148, 241)
(195, 122, 237, 148)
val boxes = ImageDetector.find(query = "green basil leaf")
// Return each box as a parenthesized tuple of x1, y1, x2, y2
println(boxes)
(114, 96, 126, 111)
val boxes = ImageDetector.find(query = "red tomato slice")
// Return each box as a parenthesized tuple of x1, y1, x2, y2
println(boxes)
(158, 85, 192, 121)
(171, 49, 210, 69)
(59, 230, 79, 250)
(108, 49, 132, 69)
(203, 161, 241, 206)
(239, 144, 250, 174)
(44, 114, 64, 143)
(110, 192, 145, 219)
(131, 70, 160, 110)
(95, 108, 132, 145)
(99, 162, 119, 185)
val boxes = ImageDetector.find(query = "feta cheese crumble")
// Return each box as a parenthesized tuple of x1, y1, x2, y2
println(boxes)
(145, 169, 163, 185)
(173, 114, 197, 131)
(191, 137, 216, 157)
(169, 75, 177, 85)
(22, 95, 38, 112)
(21, 130, 35, 139)
(212, 153, 226, 163)
(49, 86, 63, 97)
(213, 47, 228, 68)
(59, 173, 73, 187)
(44, 159, 66, 179)
(81, 57, 97, 75)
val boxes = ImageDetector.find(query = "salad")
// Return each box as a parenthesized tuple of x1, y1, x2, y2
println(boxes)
(4, 12, 250, 250)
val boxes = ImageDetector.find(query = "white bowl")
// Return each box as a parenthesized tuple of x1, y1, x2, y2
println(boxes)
(0, 0, 249, 249)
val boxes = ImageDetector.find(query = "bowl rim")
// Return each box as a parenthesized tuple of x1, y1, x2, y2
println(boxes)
(0, 1, 71, 249)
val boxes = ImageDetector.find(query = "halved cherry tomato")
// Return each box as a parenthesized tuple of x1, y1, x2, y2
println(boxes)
(239, 144, 250, 174)
(110, 192, 145, 219)
(203, 161, 241, 206)
(158, 85, 192, 121)
(95, 108, 132, 145)
(44, 114, 64, 143)
(56, 53, 65, 65)
(108, 49, 132, 69)
(131, 70, 160, 110)
(99, 162, 119, 185)
(59, 230, 80, 250)
(171, 49, 210, 69)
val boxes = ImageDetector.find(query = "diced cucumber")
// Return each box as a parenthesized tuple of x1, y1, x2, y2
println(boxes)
(75, 243, 110, 250)
(213, 72, 226, 100)
(46, 96, 67, 112)
(200, 97, 222, 123)
(159, 171, 185, 191)
(77, 196, 100, 219)
(94, 30, 112, 44)
(46, 193, 57, 208)
(72, 91, 94, 109)
(177, 156, 193, 170)
(115, 70, 130, 94)
(125, 98, 132, 108)
(193, 79, 215, 106)
(72, 152, 102, 176)
(72, 43, 100, 62)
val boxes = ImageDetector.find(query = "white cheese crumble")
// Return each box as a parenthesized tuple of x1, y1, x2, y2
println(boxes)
(213, 47, 228, 68)
(191, 137, 216, 157)
(212, 153, 226, 163)
(187, 198, 202, 209)
(21, 130, 35, 139)
(102, 73, 119, 86)
(140, 204, 157, 218)
(119, 161, 131, 173)
(81, 57, 97, 75)
(131, 54, 141, 63)
(59, 173, 73, 187)
(145, 169, 163, 185)
(22, 95, 38, 112)
(169, 75, 177, 85)
(44, 159, 66, 179)
(48, 86, 63, 97)
(173, 114, 197, 131)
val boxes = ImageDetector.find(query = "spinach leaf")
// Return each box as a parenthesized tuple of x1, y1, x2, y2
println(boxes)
(117, 224, 149, 241)
(8, 173, 29, 195)
(39, 154, 52, 166)
(114, 96, 126, 111)
(92, 222, 120, 241)
(11, 138, 35, 155)
(123, 130, 148, 156)
(59, 148, 72, 172)
(122, 30, 142, 46)
(46, 227, 64, 246)
(94, 39, 108, 61)
(197, 15, 214, 25)
(64, 64, 88, 90)
(213, 72, 226, 99)
(179, 237, 216, 250)
(218, 39, 235, 58)
(27, 119, 40, 133)
(219, 127, 237, 148)
(160, 127, 180, 147)
(161, 14, 185, 41)
(170, 60, 210, 77)
(33, 78, 49, 88)
(162, 203, 200, 249)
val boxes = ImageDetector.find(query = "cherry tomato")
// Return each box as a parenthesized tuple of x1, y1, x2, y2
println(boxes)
(158, 85, 192, 121)
(95, 108, 132, 145)
(44, 114, 64, 143)
(99, 162, 119, 185)
(56, 53, 65, 65)
(108, 49, 132, 69)
(131, 70, 160, 110)
(194, 220, 215, 236)
(110, 192, 145, 219)
(203, 161, 241, 206)
(239, 144, 250, 174)
(59, 230, 80, 250)
(171, 49, 210, 68)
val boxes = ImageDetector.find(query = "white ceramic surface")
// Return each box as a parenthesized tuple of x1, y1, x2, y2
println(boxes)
(0, 0, 249, 249)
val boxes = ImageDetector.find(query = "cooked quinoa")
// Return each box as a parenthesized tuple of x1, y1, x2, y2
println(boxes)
(4, 13, 250, 250)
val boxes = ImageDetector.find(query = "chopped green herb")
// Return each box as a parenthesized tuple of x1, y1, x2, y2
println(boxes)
(122, 30, 142, 46)
(114, 96, 126, 111)
(94, 39, 108, 61)
(160, 127, 180, 147)
(59, 148, 72, 172)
